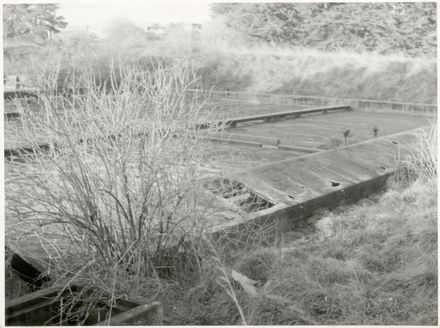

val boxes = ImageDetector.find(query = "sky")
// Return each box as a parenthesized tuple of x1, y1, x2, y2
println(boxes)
(58, 1, 214, 30)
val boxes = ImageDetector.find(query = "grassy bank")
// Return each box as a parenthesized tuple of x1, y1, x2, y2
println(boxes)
(5, 31, 437, 105)
(195, 46, 437, 103)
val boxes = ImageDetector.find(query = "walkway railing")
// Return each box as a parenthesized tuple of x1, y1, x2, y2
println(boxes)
(189, 89, 437, 115)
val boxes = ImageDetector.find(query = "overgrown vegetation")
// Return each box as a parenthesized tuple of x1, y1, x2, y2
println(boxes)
(160, 124, 437, 325)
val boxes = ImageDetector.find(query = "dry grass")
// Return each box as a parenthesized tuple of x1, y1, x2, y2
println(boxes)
(208, 175, 436, 325)
(402, 122, 437, 181)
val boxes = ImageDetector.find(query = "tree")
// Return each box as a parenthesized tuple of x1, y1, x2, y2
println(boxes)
(211, 3, 309, 44)
(3, 4, 67, 42)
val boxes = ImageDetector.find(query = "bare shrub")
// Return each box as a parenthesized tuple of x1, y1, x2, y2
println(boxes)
(6, 60, 222, 324)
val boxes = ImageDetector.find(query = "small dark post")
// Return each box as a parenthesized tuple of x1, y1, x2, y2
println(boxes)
(373, 126, 379, 138)
(342, 128, 351, 146)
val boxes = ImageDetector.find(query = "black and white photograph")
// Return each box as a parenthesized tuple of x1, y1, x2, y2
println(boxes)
(3, 0, 437, 325)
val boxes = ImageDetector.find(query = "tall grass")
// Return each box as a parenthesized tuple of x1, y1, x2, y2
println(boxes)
(403, 122, 437, 181)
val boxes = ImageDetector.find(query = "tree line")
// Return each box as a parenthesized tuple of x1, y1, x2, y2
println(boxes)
(211, 2, 436, 56)
(3, 3, 436, 57)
